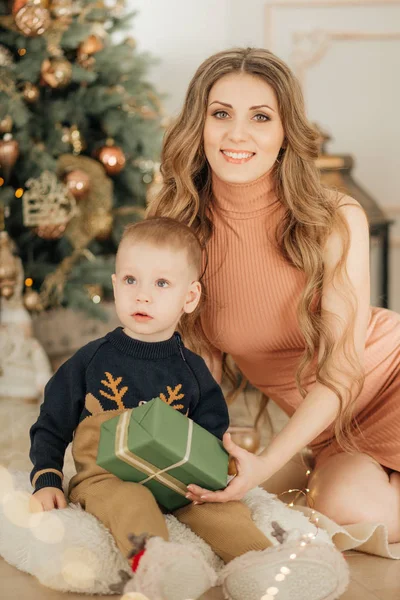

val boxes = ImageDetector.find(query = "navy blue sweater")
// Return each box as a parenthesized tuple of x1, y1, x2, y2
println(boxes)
(30, 327, 229, 492)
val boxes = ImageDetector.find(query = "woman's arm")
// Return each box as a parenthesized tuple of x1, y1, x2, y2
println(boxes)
(186, 199, 371, 502)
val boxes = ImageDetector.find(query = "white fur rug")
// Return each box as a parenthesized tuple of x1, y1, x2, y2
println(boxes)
(0, 467, 331, 595)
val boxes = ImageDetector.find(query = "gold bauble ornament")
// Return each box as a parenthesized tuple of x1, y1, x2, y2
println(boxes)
(0, 136, 20, 179)
(97, 145, 126, 175)
(0, 115, 13, 134)
(22, 82, 40, 103)
(35, 223, 67, 239)
(78, 35, 104, 57)
(14, 3, 51, 37)
(41, 57, 72, 89)
(23, 288, 43, 311)
(64, 169, 90, 199)
(228, 426, 261, 454)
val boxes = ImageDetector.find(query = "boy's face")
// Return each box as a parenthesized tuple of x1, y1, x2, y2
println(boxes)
(112, 241, 201, 342)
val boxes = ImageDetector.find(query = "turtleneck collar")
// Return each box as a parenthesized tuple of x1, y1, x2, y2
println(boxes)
(211, 169, 280, 218)
(106, 327, 181, 359)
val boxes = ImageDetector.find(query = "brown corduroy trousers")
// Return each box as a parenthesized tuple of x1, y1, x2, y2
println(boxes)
(70, 473, 272, 563)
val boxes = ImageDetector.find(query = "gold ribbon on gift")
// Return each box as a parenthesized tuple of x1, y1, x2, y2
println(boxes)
(115, 409, 194, 497)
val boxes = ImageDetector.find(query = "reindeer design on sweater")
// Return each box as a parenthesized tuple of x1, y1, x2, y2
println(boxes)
(84, 372, 187, 417)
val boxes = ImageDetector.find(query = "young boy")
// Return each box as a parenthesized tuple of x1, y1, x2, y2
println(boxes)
(29, 217, 272, 600)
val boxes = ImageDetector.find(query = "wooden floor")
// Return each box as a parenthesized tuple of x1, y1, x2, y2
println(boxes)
(1, 551, 400, 599)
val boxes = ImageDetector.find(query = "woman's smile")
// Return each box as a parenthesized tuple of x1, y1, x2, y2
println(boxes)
(220, 149, 256, 164)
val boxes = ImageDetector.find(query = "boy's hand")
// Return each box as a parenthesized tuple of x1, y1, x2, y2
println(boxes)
(30, 487, 67, 511)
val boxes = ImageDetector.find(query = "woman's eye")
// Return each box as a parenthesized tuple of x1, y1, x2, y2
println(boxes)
(213, 110, 229, 119)
(156, 280, 169, 288)
(253, 113, 270, 122)
(125, 276, 136, 285)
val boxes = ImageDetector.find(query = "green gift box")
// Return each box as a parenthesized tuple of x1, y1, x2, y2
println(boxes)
(96, 397, 229, 511)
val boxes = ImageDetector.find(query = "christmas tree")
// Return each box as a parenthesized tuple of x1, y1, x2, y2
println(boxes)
(0, 0, 164, 318)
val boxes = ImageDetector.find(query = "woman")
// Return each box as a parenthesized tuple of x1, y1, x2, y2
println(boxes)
(148, 48, 400, 549)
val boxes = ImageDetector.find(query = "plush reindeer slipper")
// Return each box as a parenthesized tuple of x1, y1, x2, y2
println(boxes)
(123, 535, 218, 600)
(218, 540, 349, 600)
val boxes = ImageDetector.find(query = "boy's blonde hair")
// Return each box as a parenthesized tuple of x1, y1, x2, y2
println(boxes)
(118, 217, 203, 278)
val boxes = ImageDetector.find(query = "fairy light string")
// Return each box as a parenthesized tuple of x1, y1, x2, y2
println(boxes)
(256, 469, 322, 600)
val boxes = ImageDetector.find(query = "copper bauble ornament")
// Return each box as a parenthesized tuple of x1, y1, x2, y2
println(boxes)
(41, 57, 72, 89)
(22, 82, 40, 103)
(0, 136, 20, 179)
(23, 288, 43, 311)
(65, 169, 90, 199)
(228, 426, 261, 454)
(78, 34, 104, 57)
(0, 115, 13, 134)
(97, 145, 126, 175)
(35, 223, 67, 239)
(15, 3, 51, 37)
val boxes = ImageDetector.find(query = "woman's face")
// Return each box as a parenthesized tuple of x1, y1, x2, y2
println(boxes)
(203, 72, 285, 184)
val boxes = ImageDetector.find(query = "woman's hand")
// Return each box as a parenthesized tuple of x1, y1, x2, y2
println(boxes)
(186, 432, 269, 504)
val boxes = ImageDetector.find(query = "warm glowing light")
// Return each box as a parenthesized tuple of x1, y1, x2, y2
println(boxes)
(61, 547, 98, 590)
(266, 587, 279, 596)
(18, 48, 26, 56)
(0, 177, 4, 186)
(15, 188, 24, 198)
(25, 278, 33, 287)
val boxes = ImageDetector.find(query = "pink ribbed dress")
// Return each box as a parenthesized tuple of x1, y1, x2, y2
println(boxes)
(202, 170, 400, 471)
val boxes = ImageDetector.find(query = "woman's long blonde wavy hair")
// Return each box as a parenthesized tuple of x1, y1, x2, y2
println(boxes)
(147, 47, 365, 452)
